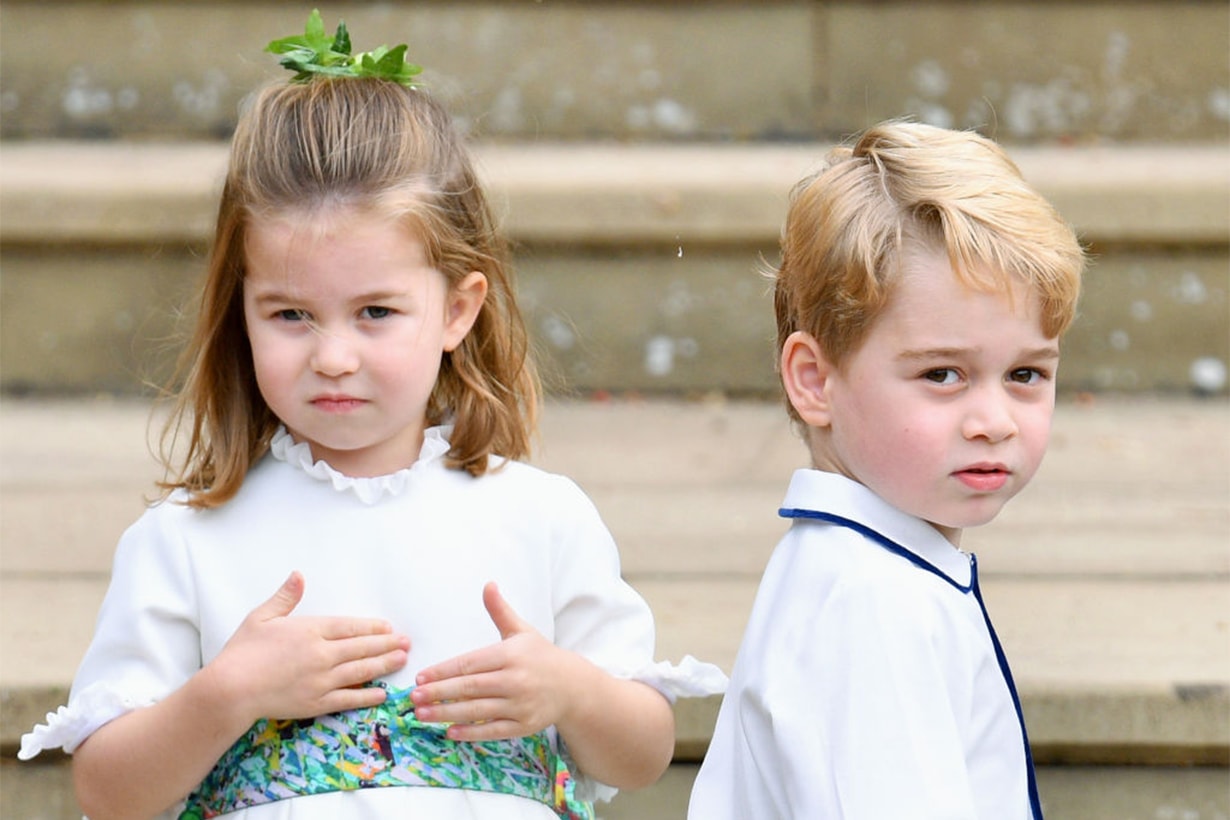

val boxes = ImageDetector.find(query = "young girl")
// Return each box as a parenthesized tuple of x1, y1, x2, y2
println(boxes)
(21, 13, 723, 820)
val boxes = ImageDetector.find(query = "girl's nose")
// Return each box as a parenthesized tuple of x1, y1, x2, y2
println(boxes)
(310, 329, 360, 377)
(962, 389, 1018, 443)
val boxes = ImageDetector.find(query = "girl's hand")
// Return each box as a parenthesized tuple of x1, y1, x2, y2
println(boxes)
(411, 582, 580, 741)
(206, 572, 411, 726)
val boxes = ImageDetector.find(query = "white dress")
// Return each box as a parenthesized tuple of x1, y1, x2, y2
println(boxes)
(22, 426, 725, 819)
(689, 469, 1040, 820)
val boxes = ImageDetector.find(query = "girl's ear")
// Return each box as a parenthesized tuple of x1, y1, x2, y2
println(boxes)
(442, 271, 488, 352)
(780, 330, 835, 428)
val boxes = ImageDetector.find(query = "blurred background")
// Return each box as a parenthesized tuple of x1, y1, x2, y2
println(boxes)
(1, 0, 1227, 397)
(1, 2, 1227, 818)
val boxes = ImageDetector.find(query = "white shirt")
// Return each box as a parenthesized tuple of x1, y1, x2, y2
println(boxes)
(23, 426, 723, 819)
(689, 469, 1039, 820)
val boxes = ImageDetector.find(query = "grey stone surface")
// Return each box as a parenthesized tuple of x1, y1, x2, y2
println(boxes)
(1, 141, 1227, 395)
(7, 759, 1226, 820)
(4, 141, 1229, 245)
(820, 2, 1230, 144)
(1, 1, 1227, 143)
(1, 395, 1227, 817)
(2, 396, 1227, 748)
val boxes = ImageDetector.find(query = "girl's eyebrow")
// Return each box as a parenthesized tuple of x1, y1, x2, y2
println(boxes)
(249, 288, 410, 306)
(348, 290, 410, 304)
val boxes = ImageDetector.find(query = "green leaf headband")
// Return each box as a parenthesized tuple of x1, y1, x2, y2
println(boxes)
(265, 9, 423, 87)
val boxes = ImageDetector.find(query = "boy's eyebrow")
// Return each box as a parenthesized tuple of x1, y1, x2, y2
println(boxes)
(896, 345, 1061, 362)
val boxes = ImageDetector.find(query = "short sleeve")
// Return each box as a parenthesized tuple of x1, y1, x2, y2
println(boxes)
(543, 476, 724, 693)
(539, 476, 725, 801)
(544, 478, 651, 666)
(20, 501, 202, 759)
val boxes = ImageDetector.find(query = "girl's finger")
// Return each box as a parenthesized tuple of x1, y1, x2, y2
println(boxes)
(329, 632, 410, 664)
(319, 681, 393, 715)
(415, 646, 503, 685)
(416, 695, 508, 727)
(317, 616, 396, 640)
(443, 718, 523, 743)
(248, 571, 305, 622)
(482, 582, 532, 639)
(412, 669, 505, 710)
(332, 647, 410, 689)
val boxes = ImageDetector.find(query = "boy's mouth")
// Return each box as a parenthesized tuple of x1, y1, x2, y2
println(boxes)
(953, 464, 1010, 492)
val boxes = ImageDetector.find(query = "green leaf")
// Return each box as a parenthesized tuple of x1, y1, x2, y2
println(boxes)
(331, 20, 352, 56)
(355, 45, 422, 83)
(265, 9, 330, 55)
(265, 8, 423, 87)
(265, 9, 350, 67)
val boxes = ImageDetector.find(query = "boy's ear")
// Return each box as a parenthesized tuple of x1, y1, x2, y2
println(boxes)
(443, 271, 488, 352)
(780, 330, 835, 428)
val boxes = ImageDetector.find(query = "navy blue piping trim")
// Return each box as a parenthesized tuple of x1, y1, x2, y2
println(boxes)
(970, 557, 1045, 820)
(780, 507, 1045, 819)
(779, 508, 971, 592)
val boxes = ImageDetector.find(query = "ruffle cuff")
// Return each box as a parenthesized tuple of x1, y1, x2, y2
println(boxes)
(572, 655, 728, 804)
(565, 751, 619, 806)
(624, 654, 729, 704)
(18, 682, 154, 760)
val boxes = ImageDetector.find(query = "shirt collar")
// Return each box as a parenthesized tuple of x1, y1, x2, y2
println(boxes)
(779, 469, 973, 589)
(268, 424, 454, 505)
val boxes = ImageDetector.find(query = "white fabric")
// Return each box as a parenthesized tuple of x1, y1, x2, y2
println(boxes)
(689, 469, 1033, 820)
(23, 425, 724, 819)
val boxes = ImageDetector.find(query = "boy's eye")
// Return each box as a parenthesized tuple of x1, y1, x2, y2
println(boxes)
(361, 306, 392, 320)
(923, 368, 960, 385)
(1008, 367, 1045, 384)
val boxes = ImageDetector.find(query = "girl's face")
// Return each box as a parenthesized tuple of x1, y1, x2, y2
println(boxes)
(243, 208, 486, 477)
(807, 249, 1058, 544)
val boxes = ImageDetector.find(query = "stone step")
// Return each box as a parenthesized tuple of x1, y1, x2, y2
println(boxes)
(2, 141, 1228, 396)
(7, 760, 1229, 820)
(2, 1, 1227, 144)
(1, 395, 1227, 818)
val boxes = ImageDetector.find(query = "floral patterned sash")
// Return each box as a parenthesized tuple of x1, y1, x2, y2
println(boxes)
(179, 683, 594, 819)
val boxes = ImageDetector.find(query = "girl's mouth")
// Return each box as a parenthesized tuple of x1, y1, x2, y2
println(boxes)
(312, 396, 366, 413)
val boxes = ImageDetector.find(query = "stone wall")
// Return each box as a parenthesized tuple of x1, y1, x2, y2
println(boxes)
(2, 1, 1227, 143)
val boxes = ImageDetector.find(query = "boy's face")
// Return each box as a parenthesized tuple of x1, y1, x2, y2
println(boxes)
(815, 250, 1059, 543)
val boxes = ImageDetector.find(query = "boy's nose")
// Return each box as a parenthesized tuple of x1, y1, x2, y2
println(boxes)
(962, 389, 1018, 443)
(310, 329, 360, 377)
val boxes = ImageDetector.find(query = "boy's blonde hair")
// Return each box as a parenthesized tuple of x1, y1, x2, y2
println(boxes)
(773, 120, 1085, 419)
(160, 78, 539, 508)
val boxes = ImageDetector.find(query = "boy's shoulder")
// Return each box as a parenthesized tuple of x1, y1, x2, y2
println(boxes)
(765, 469, 980, 630)
(771, 517, 954, 612)
(778, 468, 973, 588)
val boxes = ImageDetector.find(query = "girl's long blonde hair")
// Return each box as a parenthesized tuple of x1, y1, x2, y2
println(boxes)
(159, 77, 539, 508)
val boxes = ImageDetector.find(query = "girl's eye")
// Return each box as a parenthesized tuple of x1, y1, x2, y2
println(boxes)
(276, 309, 308, 322)
(923, 368, 960, 385)
(361, 306, 392, 320)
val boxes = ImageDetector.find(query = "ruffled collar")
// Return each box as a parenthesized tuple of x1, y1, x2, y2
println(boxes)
(268, 425, 453, 504)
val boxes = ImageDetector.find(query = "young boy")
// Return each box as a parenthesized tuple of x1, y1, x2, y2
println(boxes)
(688, 121, 1085, 819)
